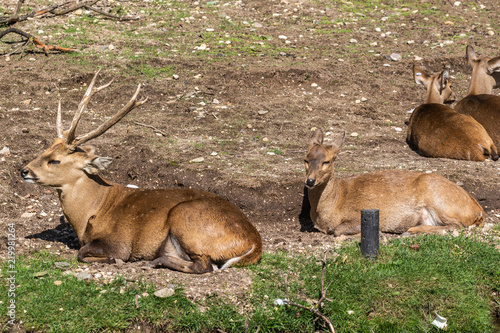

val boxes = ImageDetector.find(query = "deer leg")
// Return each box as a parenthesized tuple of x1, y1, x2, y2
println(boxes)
(151, 254, 214, 274)
(77, 239, 125, 264)
(405, 225, 457, 234)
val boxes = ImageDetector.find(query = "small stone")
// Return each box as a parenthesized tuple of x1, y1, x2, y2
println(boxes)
(395, 127, 402, 132)
(487, 30, 495, 36)
(253, 22, 263, 28)
(390, 53, 402, 61)
(21, 212, 35, 219)
(206, 28, 214, 32)
(258, 110, 268, 115)
(361, 97, 367, 102)
(349, 38, 357, 43)
(0, 147, 10, 156)
(350, 132, 359, 137)
(210, 151, 218, 156)
(21, 99, 32, 105)
(54, 280, 62, 286)
(54, 262, 70, 269)
(172, 74, 179, 80)
(262, 137, 269, 142)
(33, 271, 49, 278)
(347, 310, 355, 315)
(414, 56, 423, 61)
(189, 157, 205, 163)
(108, 44, 115, 50)
(278, 35, 287, 39)
(154, 287, 175, 298)
(311, 83, 318, 87)
(383, 64, 391, 67)
(76, 272, 93, 281)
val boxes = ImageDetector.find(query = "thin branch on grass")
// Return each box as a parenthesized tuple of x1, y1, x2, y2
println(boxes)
(0, 28, 76, 56)
(283, 252, 336, 333)
(0, 0, 138, 26)
(133, 122, 167, 137)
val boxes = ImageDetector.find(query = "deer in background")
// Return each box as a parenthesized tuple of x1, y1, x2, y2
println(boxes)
(21, 71, 262, 274)
(304, 129, 484, 236)
(454, 45, 500, 148)
(407, 65, 498, 161)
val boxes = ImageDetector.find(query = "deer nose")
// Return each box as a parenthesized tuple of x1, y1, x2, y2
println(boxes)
(20, 169, 29, 178)
(305, 179, 316, 188)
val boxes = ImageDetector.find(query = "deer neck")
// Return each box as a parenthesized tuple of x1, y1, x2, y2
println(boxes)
(57, 174, 116, 242)
(426, 87, 444, 104)
(467, 69, 494, 95)
(308, 173, 341, 220)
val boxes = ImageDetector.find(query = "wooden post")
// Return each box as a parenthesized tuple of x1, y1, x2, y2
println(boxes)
(361, 209, 379, 259)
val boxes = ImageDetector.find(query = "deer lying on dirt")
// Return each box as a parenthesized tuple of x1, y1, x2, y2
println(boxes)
(304, 129, 484, 236)
(21, 71, 262, 274)
(454, 45, 500, 149)
(407, 65, 498, 161)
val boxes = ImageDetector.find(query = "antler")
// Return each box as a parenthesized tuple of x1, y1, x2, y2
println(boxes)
(65, 69, 113, 144)
(59, 70, 148, 146)
(71, 83, 148, 146)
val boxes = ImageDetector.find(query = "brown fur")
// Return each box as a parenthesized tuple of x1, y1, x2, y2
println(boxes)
(304, 129, 484, 236)
(407, 65, 498, 161)
(454, 45, 500, 149)
(21, 73, 262, 274)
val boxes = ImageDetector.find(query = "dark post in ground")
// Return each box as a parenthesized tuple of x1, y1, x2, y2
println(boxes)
(361, 209, 379, 259)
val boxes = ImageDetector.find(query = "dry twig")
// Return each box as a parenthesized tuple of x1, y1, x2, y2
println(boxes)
(133, 122, 167, 137)
(0, 28, 76, 56)
(283, 252, 336, 333)
(0, 0, 138, 26)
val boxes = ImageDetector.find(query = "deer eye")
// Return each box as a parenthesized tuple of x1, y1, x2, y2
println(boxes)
(48, 160, 60, 165)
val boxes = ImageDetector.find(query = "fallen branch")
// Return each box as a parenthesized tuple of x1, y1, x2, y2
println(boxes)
(133, 122, 167, 137)
(282, 253, 336, 333)
(0, 0, 138, 25)
(0, 28, 76, 56)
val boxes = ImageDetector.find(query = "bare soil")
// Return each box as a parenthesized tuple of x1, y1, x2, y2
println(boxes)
(1, 0, 499, 305)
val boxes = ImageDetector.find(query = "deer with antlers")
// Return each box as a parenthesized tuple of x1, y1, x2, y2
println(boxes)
(21, 71, 262, 274)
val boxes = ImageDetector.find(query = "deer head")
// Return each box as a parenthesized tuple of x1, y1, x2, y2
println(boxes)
(304, 129, 345, 189)
(413, 65, 454, 104)
(21, 70, 148, 188)
(465, 45, 500, 95)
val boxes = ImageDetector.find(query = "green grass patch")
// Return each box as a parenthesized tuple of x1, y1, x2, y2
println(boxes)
(1, 234, 499, 332)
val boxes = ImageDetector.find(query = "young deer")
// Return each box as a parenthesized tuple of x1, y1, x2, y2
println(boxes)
(21, 71, 262, 274)
(454, 45, 500, 148)
(407, 65, 498, 161)
(304, 129, 484, 236)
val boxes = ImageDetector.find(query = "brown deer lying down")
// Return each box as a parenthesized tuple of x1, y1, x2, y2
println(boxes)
(407, 65, 498, 161)
(454, 45, 500, 148)
(21, 71, 262, 274)
(304, 129, 484, 236)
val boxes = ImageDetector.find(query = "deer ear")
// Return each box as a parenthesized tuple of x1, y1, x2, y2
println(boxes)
(309, 129, 324, 148)
(413, 65, 430, 87)
(79, 145, 96, 155)
(331, 132, 345, 150)
(465, 45, 480, 66)
(486, 56, 500, 74)
(438, 69, 450, 93)
(83, 157, 113, 175)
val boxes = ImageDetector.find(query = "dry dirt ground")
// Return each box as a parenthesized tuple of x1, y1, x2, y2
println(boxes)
(1, 0, 500, 305)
